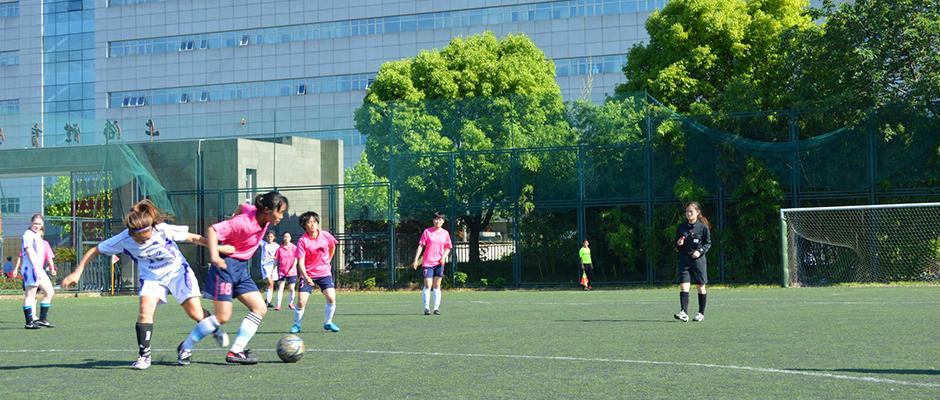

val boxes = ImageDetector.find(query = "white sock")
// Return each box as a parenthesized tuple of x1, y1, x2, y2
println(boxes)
(265, 288, 272, 304)
(422, 288, 430, 309)
(294, 307, 305, 325)
(276, 286, 284, 308)
(229, 312, 262, 353)
(324, 303, 335, 325)
(433, 288, 442, 310)
(289, 291, 295, 305)
(183, 315, 219, 350)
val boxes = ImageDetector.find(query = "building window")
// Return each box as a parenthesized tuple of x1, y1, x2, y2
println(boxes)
(0, 99, 19, 114)
(179, 93, 189, 104)
(239, 35, 250, 46)
(0, 50, 19, 66)
(0, 1, 19, 18)
(0, 197, 20, 214)
(199, 91, 209, 102)
(296, 84, 306, 96)
(245, 169, 257, 200)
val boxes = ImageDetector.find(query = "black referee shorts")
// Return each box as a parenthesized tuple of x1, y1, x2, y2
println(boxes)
(678, 255, 707, 285)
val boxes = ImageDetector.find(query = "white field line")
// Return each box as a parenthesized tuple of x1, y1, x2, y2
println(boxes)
(1, 347, 938, 389)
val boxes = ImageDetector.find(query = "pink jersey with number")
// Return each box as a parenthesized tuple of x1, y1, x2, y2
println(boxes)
(419, 227, 452, 267)
(295, 230, 337, 278)
(275, 243, 298, 277)
(211, 204, 269, 260)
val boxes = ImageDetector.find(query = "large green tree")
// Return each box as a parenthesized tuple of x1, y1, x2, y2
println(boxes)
(355, 32, 574, 264)
(343, 153, 391, 225)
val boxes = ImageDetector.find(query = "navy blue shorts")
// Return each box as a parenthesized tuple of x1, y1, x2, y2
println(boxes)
(204, 257, 259, 301)
(299, 275, 335, 293)
(279, 275, 298, 284)
(421, 264, 445, 279)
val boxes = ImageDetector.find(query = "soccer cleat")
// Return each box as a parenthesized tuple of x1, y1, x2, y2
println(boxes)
(225, 351, 258, 365)
(323, 322, 340, 332)
(24, 321, 40, 330)
(274, 306, 281, 311)
(433, 309, 441, 315)
(424, 308, 431, 315)
(35, 319, 55, 328)
(266, 302, 273, 308)
(674, 310, 689, 322)
(177, 342, 192, 366)
(290, 323, 301, 334)
(213, 327, 229, 347)
(288, 303, 295, 310)
(131, 355, 152, 370)
(692, 312, 705, 322)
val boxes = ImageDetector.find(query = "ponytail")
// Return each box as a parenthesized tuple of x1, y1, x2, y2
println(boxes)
(124, 199, 169, 231)
(254, 191, 289, 214)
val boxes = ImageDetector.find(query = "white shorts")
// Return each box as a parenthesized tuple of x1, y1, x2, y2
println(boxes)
(261, 263, 277, 281)
(22, 265, 50, 288)
(139, 268, 201, 305)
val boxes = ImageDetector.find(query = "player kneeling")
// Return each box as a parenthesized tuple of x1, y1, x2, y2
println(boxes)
(62, 200, 234, 370)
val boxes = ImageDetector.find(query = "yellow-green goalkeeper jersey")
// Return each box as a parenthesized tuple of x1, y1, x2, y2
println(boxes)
(579, 247, 592, 264)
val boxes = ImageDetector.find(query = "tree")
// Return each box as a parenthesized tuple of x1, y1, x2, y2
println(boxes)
(343, 153, 391, 225)
(44, 175, 112, 234)
(355, 32, 575, 264)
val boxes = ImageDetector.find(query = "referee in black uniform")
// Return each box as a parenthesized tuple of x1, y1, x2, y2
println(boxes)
(674, 201, 711, 322)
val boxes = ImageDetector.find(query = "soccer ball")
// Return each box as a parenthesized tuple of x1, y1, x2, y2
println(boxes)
(276, 334, 305, 363)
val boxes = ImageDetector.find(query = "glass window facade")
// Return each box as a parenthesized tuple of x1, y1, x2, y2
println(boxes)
(108, 0, 163, 6)
(555, 54, 627, 77)
(43, 0, 96, 145)
(0, 50, 19, 66)
(0, 1, 18, 18)
(0, 99, 19, 114)
(108, 73, 375, 108)
(108, 0, 668, 58)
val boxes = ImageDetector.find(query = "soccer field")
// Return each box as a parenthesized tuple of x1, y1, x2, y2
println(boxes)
(1, 287, 939, 399)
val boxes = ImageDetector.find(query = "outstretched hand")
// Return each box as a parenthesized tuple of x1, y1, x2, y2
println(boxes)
(61, 272, 81, 289)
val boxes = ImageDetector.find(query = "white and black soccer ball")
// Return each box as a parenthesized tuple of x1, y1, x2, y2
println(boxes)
(276, 334, 305, 363)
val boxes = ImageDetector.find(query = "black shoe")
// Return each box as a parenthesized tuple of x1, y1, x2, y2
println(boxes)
(35, 319, 55, 328)
(266, 302, 273, 308)
(424, 309, 431, 315)
(24, 321, 40, 330)
(177, 342, 192, 366)
(225, 351, 258, 365)
(433, 309, 441, 315)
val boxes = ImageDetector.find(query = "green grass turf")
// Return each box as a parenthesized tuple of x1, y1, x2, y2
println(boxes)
(1, 287, 939, 399)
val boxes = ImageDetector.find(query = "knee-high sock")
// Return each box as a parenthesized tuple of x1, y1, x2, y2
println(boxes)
(422, 288, 431, 309)
(39, 301, 50, 320)
(433, 288, 442, 310)
(289, 289, 295, 305)
(698, 293, 707, 314)
(294, 307, 305, 325)
(680, 292, 689, 313)
(23, 306, 33, 324)
(182, 315, 220, 350)
(276, 285, 285, 308)
(265, 288, 273, 304)
(229, 312, 262, 353)
(324, 303, 335, 325)
(135, 323, 153, 357)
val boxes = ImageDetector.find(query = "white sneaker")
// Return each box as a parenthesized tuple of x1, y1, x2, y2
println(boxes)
(131, 355, 151, 370)
(213, 327, 229, 347)
(692, 312, 704, 322)
(674, 310, 689, 322)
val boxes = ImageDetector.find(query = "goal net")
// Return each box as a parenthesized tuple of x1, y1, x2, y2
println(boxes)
(781, 203, 940, 287)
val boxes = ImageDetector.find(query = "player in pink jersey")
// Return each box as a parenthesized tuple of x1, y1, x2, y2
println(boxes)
(412, 212, 452, 315)
(186, 191, 289, 365)
(63, 199, 235, 370)
(274, 232, 298, 311)
(291, 211, 340, 333)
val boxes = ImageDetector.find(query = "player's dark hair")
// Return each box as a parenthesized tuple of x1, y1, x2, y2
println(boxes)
(254, 191, 289, 214)
(299, 211, 320, 229)
(124, 199, 169, 231)
(685, 201, 711, 229)
(433, 211, 446, 220)
(5, 256, 10, 261)
(30, 213, 43, 223)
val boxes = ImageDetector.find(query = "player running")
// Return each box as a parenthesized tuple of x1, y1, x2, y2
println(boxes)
(291, 211, 340, 334)
(62, 199, 235, 370)
(274, 232, 298, 311)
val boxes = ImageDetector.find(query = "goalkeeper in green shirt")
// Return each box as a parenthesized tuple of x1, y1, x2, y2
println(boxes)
(579, 240, 594, 291)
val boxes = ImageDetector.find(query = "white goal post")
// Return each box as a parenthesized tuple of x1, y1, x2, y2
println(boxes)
(780, 202, 940, 287)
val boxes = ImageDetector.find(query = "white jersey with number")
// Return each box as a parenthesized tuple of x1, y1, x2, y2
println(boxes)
(97, 223, 191, 283)
(260, 241, 278, 267)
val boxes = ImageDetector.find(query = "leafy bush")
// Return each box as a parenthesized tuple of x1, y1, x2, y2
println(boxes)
(493, 277, 506, 288)
(454, 271, 469, 287)
(362, 277, 377, 290)
(479, 278, 489, 287)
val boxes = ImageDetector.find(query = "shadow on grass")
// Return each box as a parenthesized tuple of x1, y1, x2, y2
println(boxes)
(0, 359, 130, 370)
(790, 368, 940, 376)
(553, 319, 673, 323)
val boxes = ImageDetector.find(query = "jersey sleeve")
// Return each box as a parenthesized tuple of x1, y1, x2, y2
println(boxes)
(294, 237, 307, 259)
(699, 224, 712, 254)
(325, 231, 337, 247)
(211, 218, 236, 242)
(443, 231, 452, 250)
(419, 229, 429, 247)
(97, 231, 129, 256)
(44, 241, 55, 260)
(157, 223, 191, 242)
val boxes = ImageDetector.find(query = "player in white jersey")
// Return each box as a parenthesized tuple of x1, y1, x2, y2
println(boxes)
(259, 231, 278, 308)
(63, 200, 234, 370)
(18, 214, 55, 330)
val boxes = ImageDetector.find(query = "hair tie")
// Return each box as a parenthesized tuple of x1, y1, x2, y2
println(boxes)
(133, 226, 153, 234)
